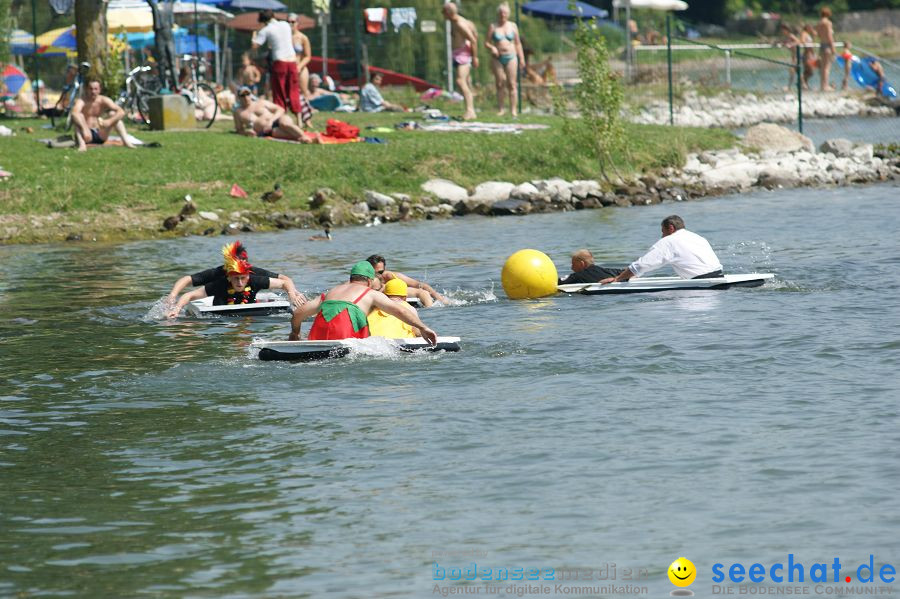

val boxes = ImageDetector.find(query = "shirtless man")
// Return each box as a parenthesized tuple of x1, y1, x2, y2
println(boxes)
(816, 7, 837, 92)
(443, 1, 479, 121)
(366, 254, 449, 307)
(71, 80, 135, 152)
(233, 86, 320, 143)
(289, 261, 437, 343)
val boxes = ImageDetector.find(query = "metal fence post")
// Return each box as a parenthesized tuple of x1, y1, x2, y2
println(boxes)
(354, 0, 362, 86)
(666, 14, 673, 126)
(725, 49, 731, 86)
(516, 0, 521, 115)
(796, 44, 803, 134)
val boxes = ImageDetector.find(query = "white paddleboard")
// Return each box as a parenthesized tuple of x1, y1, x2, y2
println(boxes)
(253, 336, 462, 362)
(187, 291, 292, 316)
(557, 273, 774, 295)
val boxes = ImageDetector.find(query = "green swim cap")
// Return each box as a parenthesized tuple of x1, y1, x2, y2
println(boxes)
(350, 260, 376, 279)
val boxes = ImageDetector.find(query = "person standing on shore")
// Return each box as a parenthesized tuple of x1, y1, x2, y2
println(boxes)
(443, 1, 479, 121)
(252, 10, 304, 127)
(598, 215, 723, 284)
(289, 14, 312, 99)
(816, 7, 837, 92)
(779, 23, 800, 91)
(800, 24, 818, 90)
(485, 2, 525, 118)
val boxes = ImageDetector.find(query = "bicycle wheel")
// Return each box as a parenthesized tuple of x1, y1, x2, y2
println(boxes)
(137, 91, 153, 126)
(195, 82, 218, 128)
(62, 84, 80, 131)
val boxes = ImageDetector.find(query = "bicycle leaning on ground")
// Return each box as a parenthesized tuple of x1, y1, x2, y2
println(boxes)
(177, 55, 219, 128)
(117, 64, 162, 125)
(40, 61, 90, 130)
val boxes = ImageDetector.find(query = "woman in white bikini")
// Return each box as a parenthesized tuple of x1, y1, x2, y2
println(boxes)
(485, 2, 525, 117)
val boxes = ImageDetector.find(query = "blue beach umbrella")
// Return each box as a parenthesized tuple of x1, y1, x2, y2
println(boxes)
(225, 0, 287, 11)
(175, 33, 217, 53)
(522, 0, 609, 19)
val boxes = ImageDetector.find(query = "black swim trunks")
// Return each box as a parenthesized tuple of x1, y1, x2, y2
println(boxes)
(89, 128, 105, 145)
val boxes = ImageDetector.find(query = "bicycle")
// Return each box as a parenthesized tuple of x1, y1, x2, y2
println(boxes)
(117, 64, 161, 125)
(177, 55, 218, 128)
(41, 61, 90, 130)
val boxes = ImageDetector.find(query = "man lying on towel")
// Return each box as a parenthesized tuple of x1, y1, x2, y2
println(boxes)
(289, 261, 437, 343)
(233, 86, 321, 143)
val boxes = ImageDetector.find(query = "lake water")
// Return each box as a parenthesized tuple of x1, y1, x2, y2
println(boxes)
(2, 184, 899, 597)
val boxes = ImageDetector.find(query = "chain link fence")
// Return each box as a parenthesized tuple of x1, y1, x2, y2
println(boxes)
(626, 37, 899, 145)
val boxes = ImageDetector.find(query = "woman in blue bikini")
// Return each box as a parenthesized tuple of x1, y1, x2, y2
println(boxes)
(485, 2, 525, 117)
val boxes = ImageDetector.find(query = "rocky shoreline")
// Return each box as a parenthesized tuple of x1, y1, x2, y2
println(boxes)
(1, 125, 897, 245)
(632, 91, 896, 128)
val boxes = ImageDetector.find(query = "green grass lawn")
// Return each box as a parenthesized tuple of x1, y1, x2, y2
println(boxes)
(0, 111, 734, 242)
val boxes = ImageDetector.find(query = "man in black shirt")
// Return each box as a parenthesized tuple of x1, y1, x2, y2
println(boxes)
(558, 249, 622, 285)
(166, 241, 306, 307)
(167, 243, 297, 318)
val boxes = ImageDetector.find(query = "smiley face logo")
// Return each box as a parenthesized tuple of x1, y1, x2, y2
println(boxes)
(668, 557, 697, 587)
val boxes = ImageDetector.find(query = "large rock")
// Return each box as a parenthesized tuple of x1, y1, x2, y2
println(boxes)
(744, 123, 815, 153)
(421, 178, 468, 203)
(364, 190, 395, 209)
(469, 181, 514, 204)
(757, 164, 800, 188)
(819, 138, 854, 157)
(851, 143, 874, 161)
(700, 162, 760, 189)
(571, 181, 601, 200)
(490, 199, 532, 216)
(532, 178, 573, 202)
(509, 182, 540, 201)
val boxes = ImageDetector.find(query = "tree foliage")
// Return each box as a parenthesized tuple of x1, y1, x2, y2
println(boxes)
(684, 0, 900, 24)
(0, 0, 11, 65)
(554, 16, 626, 181)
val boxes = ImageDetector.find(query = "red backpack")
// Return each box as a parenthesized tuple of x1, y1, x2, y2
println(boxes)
(325, 119, 360, 139)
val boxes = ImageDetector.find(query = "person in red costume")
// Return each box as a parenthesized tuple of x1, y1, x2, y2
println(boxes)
(289, 261, 437, 343)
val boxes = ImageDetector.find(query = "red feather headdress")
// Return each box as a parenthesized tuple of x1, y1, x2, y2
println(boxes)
(223, 241, 252, 275)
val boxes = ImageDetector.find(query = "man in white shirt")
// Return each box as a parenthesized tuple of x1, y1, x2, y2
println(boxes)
(252, 10, 304, 126)
(599, 215, 724, 284)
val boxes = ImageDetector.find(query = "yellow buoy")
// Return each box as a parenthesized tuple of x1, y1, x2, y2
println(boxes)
(501, 249, 559, 299)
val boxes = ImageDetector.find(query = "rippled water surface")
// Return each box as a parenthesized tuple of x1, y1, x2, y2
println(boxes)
(1, 185, 898, 597)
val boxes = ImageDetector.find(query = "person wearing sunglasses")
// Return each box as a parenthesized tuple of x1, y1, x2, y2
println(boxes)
(366, 255, 449, 307)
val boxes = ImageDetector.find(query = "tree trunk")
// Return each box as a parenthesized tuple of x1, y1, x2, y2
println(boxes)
(74, 0, 107, 82)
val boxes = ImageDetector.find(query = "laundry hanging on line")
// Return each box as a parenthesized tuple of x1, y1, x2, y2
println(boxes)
(364, 8, 387, 34)
(390, 7, 417, 32)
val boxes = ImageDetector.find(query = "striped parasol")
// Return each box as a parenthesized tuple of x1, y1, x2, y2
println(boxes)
(1, 64, 28, 95)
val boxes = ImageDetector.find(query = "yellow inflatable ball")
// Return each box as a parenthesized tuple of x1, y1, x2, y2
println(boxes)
(501, 249, 559, 299)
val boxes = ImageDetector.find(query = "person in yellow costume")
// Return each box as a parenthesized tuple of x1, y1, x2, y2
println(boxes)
(367, 279, 421, 339)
